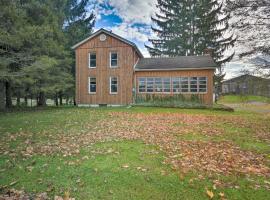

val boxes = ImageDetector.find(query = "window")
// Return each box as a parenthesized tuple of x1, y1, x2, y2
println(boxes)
(154, 78, 162, 92)
(172, 77, 181, 93)
(138, 77, 146, 92)
(89, 77, 96, 93)
(198, 77, 207, 92)
(190, 77, 198, 92)
(89, 53, 96, 68)
(110, 77, 118, 94)
(180, 77, 189, 92)
(146, 78, 154, 92)
(110, 52, 118, 67)
(137, 76, 207, 94)
(163, 78, 171, 92)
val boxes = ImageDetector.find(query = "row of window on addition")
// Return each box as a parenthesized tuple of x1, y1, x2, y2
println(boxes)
(88, 77, 118, 94)
(138, 77, 207, 93)
(89, 52, 118, 68)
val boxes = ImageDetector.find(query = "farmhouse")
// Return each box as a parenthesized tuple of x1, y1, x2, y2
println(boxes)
(72, 28, 217, 106)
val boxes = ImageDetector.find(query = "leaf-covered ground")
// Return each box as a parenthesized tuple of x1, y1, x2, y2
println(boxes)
(0, 107, 270, 199)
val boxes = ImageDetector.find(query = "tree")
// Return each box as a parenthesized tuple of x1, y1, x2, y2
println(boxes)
(146, 0, 236, 92)
(0, 0, 33, 109)
(64, 0, 95, 104)
(226, 0, 270, 77)
(0, 0, 95, 109)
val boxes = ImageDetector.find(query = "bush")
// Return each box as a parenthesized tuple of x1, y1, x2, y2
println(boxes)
(134, 94, 206, 108)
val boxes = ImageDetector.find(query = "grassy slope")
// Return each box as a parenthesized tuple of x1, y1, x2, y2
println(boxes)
(0, 107, 270, 199)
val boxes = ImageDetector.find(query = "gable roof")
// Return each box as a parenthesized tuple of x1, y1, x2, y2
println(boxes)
(134, 55, 217, 71)
(71, 28, 143, 58)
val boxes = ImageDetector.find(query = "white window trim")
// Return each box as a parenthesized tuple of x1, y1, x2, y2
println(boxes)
(89, 52, 96, 68)
(88, 77, 96, 94)
(198, 77, 208, 93)
(110, 52, 118, 68)
(110, 76, 118, 94)
(137, 76, 208, 94)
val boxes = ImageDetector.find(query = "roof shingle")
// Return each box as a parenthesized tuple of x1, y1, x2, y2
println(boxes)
(135, 55, 217, 71)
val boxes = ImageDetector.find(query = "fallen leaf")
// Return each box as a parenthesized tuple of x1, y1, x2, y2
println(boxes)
(206, 190, 214, 199)
(122, 164, 129, 168)
(219, 192, 225, 197)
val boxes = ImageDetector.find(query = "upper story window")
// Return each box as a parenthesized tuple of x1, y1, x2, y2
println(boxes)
(88, 77, 96, 93)
(89, 53, 96, 68)
(110, 52, 118, 68)
(110, 77, 118, 94)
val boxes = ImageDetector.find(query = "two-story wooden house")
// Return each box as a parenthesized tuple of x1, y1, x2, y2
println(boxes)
(72, 28, 217, 106)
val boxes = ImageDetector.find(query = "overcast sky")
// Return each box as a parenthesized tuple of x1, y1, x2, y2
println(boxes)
(92, 0, 251, 80)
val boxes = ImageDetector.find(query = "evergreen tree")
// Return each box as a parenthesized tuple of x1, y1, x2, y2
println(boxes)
(0, 0, 32, 109)
(146, 0, 236, 91)
(64, 0, 95, 104)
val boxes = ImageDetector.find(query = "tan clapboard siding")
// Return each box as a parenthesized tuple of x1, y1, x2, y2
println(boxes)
(134, 69, 215, 105)
(75, 33, 139, 105)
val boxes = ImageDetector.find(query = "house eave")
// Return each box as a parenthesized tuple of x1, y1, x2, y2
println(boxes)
(134, 67, 216, 72)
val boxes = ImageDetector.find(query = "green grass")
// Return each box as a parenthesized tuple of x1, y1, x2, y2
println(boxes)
(219, 95, 270, 104)
(0, 107, 270, 199)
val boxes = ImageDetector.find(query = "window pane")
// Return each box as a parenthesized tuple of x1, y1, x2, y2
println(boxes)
(89, 77, 96, 93)
(90, 60, 96, 67)
(154, 78, 162, 92)
(90, 54, 96, 59)
(190, 77, 198, 92)
(172, 77, 180, 93)
(147, 78, 154, 92)
(111, 85, 117, 93)
(111, 53, 117, 60)
(89, 53, 96, 67)
(180, 77, 189, 92)
(110, 77, 118, 93)
(90, 85, 96, 92)
(138, 78, 146, 92)
(199, 77, 207, 92)
(111, 53, 118, 67)
(163, 78, 170, 92)
(111, 77, 117, 84)
(111, 59, 117, 66)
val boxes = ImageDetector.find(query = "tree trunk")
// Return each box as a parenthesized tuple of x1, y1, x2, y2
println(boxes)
(0, 81, 5, 111)
(73, 96, 76, 106)
(37, 92, 46, 106)
(24, 96, 28, 106)
(5, 81, 12, 109)
(59, 92, 63, 106)
(54, 94, 59, 106)
(66, 97, 69, 105)
(16, 93, 21, 106)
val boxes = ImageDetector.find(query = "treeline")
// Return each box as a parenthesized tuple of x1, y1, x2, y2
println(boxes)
(0, 0, 95, 110)
(146, 0, 237, 92)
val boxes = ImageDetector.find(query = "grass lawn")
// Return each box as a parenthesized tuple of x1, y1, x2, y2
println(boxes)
(0, 107, 270, 199)
(218, 95, 270, 104)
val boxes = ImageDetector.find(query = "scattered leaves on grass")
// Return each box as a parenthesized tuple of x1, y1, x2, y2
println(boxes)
(206, 189, 214, 199)
(1, 112, 269, 178)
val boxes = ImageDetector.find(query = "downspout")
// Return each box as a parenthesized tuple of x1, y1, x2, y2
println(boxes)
(133, 55, 140, 104)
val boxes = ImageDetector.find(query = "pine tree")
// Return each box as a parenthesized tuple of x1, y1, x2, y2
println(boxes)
(0, 0, 32, 109)
(146, 0, 236, 91)
(64, 0, 95, 104)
